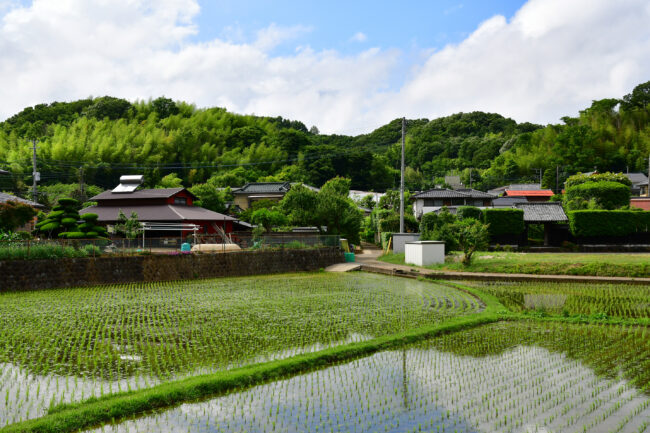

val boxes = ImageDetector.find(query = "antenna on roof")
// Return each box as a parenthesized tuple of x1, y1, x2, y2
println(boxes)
(112, 175, 143, 193)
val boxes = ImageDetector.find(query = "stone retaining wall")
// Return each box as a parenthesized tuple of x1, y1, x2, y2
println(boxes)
(0, 248, 344, 291)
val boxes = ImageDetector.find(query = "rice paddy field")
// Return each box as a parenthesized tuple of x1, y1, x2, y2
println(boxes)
(0, 273, 482, 426)
(2, 271, 650, 433)
(86, 322, 650, 433)
(464, 280, 650, 319)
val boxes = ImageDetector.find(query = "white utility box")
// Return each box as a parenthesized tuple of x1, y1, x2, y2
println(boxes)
(405, 241, 445, 266)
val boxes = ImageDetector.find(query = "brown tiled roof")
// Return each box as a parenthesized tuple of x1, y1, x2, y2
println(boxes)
(90, 188, 197, 201)
(80, 204, 236, 222)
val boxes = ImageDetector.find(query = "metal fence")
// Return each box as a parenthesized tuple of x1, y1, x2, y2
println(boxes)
(0, 232, 341, 259)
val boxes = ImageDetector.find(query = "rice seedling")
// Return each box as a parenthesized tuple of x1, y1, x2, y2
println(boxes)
(83, 321, 650, 433)
(463, 280, 650, 319)
(0, 272, 482, 425)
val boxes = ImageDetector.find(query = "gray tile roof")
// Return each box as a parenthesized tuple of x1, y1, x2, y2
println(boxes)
(90, 188, 195, 201)
(488, 183, 541, 195)
(454, 188, 496, 199)
(515, 202, 568, 223)
(233, 182, 291, 194)
(627, 172, 649, 185)
(80, 204, 236, 222)
(492, 196, 528, 206)
(413, 188, 495, 199)
(0, 192, 43, 208)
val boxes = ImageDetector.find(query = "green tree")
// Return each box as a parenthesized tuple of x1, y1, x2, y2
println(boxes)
(83, 96, 132, 120)
(279, 184, 319, 227)
(151, 97, 179, 119)
(250, 208, 288, 233)
(157, 173, 183, 188)
(456, 218, 490, 265)
(0, 200, 37, 231)
(188, 183, 229, 213)
(115, 210, 140, 239)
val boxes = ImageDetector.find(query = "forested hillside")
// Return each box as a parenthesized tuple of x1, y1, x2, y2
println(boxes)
(0, 81, 648, 200)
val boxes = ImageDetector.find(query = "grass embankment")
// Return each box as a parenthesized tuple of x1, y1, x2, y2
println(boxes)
(2, 311, 504, 433)
(379, 251, 650, 277)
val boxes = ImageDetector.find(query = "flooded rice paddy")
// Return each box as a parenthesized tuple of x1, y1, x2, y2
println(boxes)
(87, 321, 650, 433)
(0, 273, 482, 425)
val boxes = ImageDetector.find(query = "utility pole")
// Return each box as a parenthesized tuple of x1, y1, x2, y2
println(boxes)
(647, 156, 650, 197)
(79, 167, 85, 202)
(399, 117, 405, 234)
(31, 139, 38, 203)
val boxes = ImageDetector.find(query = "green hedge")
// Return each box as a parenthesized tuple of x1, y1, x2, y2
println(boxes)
(564, 181, 630, 210)
(568, 210, 650, 237)
(483, 208, 525, 236)
(457, 206, 483, 220)
(378, 213, 419, 233)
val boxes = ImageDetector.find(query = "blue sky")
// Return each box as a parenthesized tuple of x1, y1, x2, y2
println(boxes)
(193, 1, 526, 56)
(0, 0, 648, 133)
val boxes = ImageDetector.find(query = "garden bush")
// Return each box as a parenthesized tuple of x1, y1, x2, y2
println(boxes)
(419, 212, 438, 234)
(378, 213, 419, 233)
(457, 206, 483, 221)
(569, 210, 650, 238)
(483, 208, 524, 236)
(564, 181, 630, 210)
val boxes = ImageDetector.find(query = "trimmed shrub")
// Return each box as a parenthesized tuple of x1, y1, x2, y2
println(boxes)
(378, 213, 419, 233)
(569, 210, 650, 238)
(61, 217, 78, 226)
(483, 208, 524, 236)
(80, 213, 99, 221)
(457, 206, 483, 221)
(419, 212, 438, 234)
(39, 222, 60, 231)
(564, 181, 630, 210)
(564, 172, 632, 189)
(58, 198, 79, 206)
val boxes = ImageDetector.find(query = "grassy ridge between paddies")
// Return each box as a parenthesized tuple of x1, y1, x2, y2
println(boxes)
(380, 251, 650, 277)
(1, 284, 506, 433)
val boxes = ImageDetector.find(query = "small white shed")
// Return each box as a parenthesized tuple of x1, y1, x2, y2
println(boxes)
(405, 241, 445, 266)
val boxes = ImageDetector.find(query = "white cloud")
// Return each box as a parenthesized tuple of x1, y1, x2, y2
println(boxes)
(390, 0, 650, 126)
(349, 32, 367, 43)
(0, 0, 649, 134)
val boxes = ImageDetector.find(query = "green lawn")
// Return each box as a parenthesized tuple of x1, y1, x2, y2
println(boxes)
(379, 251, 650, 277)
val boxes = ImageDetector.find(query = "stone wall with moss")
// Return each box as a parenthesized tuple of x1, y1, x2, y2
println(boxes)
(0, 248, 344, 291)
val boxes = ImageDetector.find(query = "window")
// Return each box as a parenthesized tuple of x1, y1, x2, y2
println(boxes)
(174, 197, 187, 205)
(424, 199, 443, 206)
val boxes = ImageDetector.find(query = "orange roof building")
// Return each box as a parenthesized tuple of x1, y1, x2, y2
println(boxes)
(504, 189, 554, 202)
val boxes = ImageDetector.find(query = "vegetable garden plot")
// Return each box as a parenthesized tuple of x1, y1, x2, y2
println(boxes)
(0, 272, 481, 426)
(465, 280, 650, 318)
(86, 322, 650, 433)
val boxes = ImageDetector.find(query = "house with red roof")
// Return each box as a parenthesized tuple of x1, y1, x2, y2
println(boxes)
(504, 189, 554, 202)
(80, 176, 238, 238)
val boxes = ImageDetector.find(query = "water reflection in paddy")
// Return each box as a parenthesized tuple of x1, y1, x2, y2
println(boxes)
(87, 322, 650, 433)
